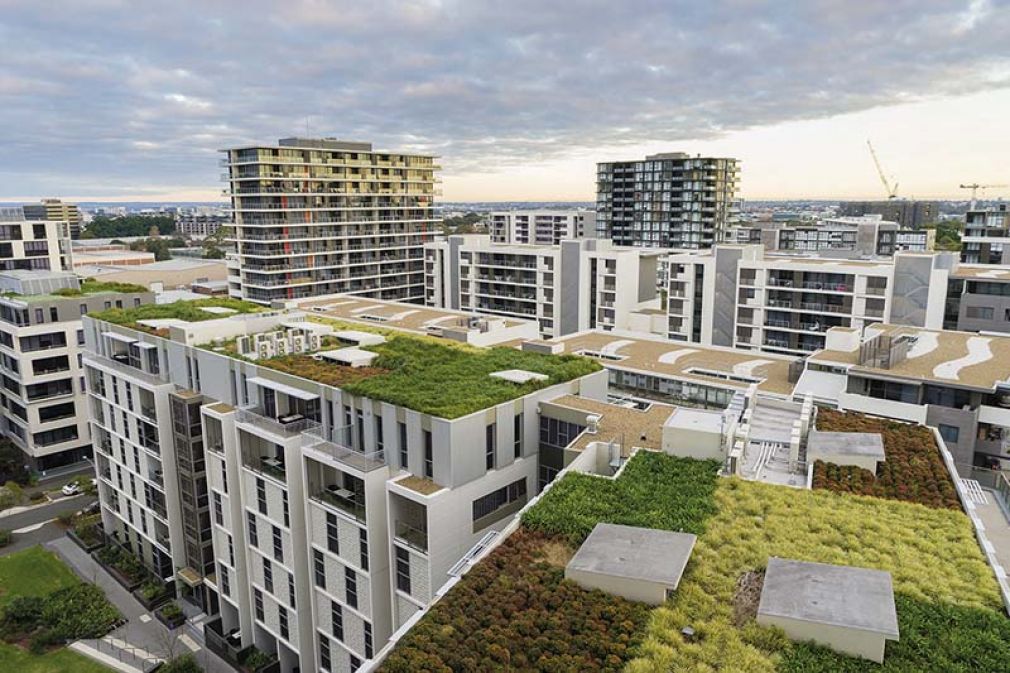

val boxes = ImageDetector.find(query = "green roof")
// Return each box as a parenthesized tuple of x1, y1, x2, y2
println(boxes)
(91, 297, 267, 332)
(5, 279, 150, 303)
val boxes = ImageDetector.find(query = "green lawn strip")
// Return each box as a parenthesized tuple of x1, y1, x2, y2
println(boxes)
(0, 547, 79, 607)
(521, 451, 722, 545)
(780, 594, 1010, 672)
(0, 641, 111, 673)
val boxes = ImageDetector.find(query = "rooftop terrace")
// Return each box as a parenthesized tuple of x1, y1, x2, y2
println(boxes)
(551, 330, 796, 396)
(383, 439, 1009, 672)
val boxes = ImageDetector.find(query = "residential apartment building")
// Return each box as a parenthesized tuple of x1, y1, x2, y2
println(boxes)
(730, 216, 934, 257)
(23, 198, 83, 240)
(221, 137, 440, 305)
(666, 245, 956, 356)
(0, 206, 72, 272)
(488, 210, 596, 245)
(595, 153, 739, 248)
(82, 294, 604, 673)
(838, 200, 939, 230)
(177, 213, 229, 238)
(424, 235, 665, 339)
(0, 271, 152, 471)
(960, 205, 1009, 265)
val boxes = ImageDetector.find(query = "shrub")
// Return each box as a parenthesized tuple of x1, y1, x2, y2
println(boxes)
(158, 601, 182, 620)
(138, 580, 167, 601)
(42, 583, 120, 640)
(0, 530, 10, 548)
(813, 409, 959, 509)
(240, 647, 275, 671)
(96, 545, 149, 583)
(380, 530, 651, 673)
(522, 451, 721, 544)
(27, 627, 61, 654)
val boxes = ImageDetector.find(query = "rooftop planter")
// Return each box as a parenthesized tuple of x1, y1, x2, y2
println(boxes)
(66, 514, 104, 552)
(93, 544, 150, 592)
(155, 601, 186, 630)
(133, 579, 175, 611)
(91, 297, 267, 334)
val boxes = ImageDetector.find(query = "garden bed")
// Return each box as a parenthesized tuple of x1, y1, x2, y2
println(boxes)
(66, 514, 104, 553)
(155, 601, 186, 629)
(93, 545, 149, 592)
(133, 580, 175, 611)
(812, 409, 959, 509)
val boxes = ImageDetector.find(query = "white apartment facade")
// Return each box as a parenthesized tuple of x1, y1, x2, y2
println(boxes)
(488, 210, 596, 245)
(82, 295, 605, 673)
(221, 137, 440, 305)
(666, 245, 956, 356)
(425, 235, 665, 339)
(0, 271, 152, 471)
(0, 206, 72, 272)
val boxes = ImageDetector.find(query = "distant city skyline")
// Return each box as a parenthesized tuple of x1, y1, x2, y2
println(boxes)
(2, 1, 1008, 203)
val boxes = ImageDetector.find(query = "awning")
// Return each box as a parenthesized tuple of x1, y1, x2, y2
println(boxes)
(103, 331, 136, 345)
(247, 376, 319, 401)
(134, 342, 158, 350)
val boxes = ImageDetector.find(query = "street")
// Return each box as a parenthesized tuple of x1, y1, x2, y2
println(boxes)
(0, 494, 97, 556)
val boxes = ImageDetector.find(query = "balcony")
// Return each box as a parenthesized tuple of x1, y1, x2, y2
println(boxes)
(235, 406, 320, 438)
(205, 617, 280, 673)
(312, 487, 366, 522)
(394, 520, 428, 553)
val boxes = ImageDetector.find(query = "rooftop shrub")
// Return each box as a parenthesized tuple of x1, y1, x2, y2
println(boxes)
(379, 529, 651, 673)
(92, 297, 266, 333)
(53, 279, 148, 296)
(522, 451, 721, 545)
(626, 478, 1002, 673)
(812, 409, 959, 509)
(339, 336, 601, 418)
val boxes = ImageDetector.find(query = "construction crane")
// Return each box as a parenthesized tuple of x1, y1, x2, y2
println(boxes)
(959, 183, 1009, 210)
(866, 140, 899, 199)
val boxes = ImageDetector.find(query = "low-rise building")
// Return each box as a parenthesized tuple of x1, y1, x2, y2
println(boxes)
(23, 198, 83, 240)
(82, 294, 605, 673)
(488, 210, 596, 245)
(0, 271, 152, 471)
(425, 235, 665, 339)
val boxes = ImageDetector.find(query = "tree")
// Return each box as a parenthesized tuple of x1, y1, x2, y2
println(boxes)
(925, 220, 962, 252)
(203, 246, 225, 259)
(0, 440, 27, 485)
(85, 215, 177, 238)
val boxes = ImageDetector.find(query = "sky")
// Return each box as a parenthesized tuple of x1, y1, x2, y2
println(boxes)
(1, 0, 1009, 203)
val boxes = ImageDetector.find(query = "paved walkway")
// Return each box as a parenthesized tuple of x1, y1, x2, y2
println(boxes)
(45, 536, 235, 673)
(976, 496, 1010, 573)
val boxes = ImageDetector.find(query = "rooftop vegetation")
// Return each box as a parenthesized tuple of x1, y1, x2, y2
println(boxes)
(92, 297, 266, 335)
(521, 451, 721, 545)
(338, 335, 601, 418)
(626, 478, 1001, 673)
(386, 448, 1006, 672)
(54, 278, 148, 296)
(378, 530, 651, 673)
(812, 409, 959, 509)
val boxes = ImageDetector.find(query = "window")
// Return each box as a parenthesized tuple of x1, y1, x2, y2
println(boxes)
(350, 654, 361, 671)
(398, 422, 407, 468)
(77, 329, 84, 346)
(966, 306, 995, 320)
(359, 528, 369, 571)
(218, 562, 230, 597)
(319, 638, 331, 673)
(288, 572, 296, 609)
(263, 557, 273, 593)
(282, 492, 290, 527)
(326, 512, 339, 554)
(247, 511, 258, 547)
(221, 463, 228, 494)
(253, 588, 264, 621)
(423, 430, 433, 478)
(345, 568, 357, 609)
(256, 478, 266, 514)
(278, 606, 288, 639)
(313, 549, 326, 588)
(472, 478, 528, 524)
(395, 547, 411, 594)
(228, 534, 234, 566)
(49, 307, 57, 322)
(79, 304, 87, 316)
(514, 412, 523, 458)
(485, 423, 496, 470)
(331, 601, 344, 640)
(272, 525, 283, 562)
(938, 424, 960, 444)
(375, 415, 383, 454)
(213, 492, 223, 525)
(364, 621, 373, 658)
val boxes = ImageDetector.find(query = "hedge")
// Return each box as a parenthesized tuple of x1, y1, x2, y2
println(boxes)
(521, 451, 721, 545)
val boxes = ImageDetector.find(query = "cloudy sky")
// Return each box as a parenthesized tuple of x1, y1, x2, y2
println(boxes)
(2, 0, 1009, 202)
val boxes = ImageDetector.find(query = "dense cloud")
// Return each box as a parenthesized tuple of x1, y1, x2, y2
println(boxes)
(1, 0, 1008, 196)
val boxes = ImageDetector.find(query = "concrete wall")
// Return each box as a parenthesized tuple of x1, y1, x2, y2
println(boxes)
(757, 614, 887, 663)
(564, 568, 666, 605)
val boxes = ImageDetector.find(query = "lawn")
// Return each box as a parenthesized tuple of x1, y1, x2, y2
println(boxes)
(626, 477, 1003, 673)
(0, 641, 110, 673)
(0, 547, 79, 607)
(812, 409, 959, 509)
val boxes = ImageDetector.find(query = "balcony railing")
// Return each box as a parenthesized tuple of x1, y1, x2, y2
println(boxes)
(235, 406, 321, 438)
(394, 520, 428, 553)
(313, 488, 366, 522)
(302, 425, 386, 472)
